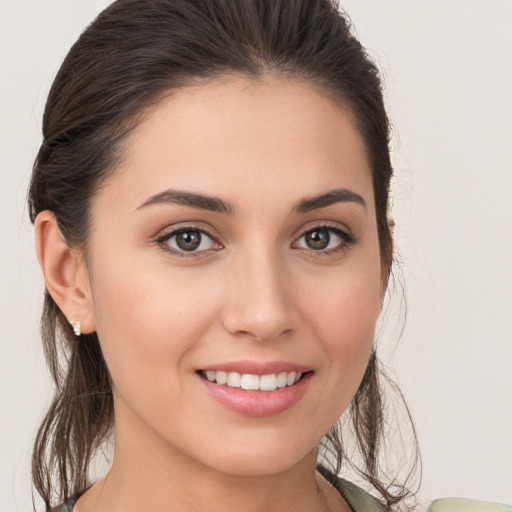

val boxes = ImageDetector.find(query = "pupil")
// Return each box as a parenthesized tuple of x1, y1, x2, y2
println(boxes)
(306, 229, 330, 250)
(176, 231, 201, 251)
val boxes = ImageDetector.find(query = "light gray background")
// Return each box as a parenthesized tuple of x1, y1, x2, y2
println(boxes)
(1, 1, 511, 510)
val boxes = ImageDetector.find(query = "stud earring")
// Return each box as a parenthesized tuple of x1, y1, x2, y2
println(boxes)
(71, 320, 81, 337)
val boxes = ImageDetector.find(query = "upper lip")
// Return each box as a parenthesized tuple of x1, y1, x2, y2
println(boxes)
(199, 360, 312, 375)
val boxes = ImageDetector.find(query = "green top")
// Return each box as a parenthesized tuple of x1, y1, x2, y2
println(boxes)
(428, 498, 512, 512)
(52, 476, 384, 512)
(54, 478, 511, 512)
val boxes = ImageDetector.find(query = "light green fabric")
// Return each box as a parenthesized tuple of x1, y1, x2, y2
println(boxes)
(55, 477, 386, 512)
(428, 497, 512, 512)
(335, 478, 386, 511)
(54, 481, 511, 512)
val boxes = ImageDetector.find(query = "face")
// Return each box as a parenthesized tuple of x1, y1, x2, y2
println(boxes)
(82, 76, 385, 476)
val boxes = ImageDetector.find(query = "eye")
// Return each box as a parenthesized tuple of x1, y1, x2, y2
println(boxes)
(293, 226, 354, 252)
(157, 227, 221, 255)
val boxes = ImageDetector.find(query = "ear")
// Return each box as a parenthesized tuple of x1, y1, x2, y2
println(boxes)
(379, 217, 395, 300)
(35, 211, 96, 334)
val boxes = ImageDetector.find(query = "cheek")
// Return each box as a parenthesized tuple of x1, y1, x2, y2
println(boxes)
(88, 254, 220, 403)
(298, 260, 382, 379)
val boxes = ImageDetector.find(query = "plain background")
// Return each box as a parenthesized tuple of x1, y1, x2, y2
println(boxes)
(1, 1, 511, 510)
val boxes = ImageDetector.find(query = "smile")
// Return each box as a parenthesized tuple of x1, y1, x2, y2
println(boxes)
(197, 364, 313, 417)
(200, 370, 303, 391)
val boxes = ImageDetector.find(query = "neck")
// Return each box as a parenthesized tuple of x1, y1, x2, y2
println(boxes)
(74, 399, 348, 512)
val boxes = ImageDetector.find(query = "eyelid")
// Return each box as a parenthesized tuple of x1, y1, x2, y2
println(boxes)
(155, 224, 223, 256)
(153, 221, 355, 258)
(292, 221, 353, 240)
(292, 223, 356, 252)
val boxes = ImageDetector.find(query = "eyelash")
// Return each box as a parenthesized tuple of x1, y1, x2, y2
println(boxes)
(155, 226, 221, 258)
(155, 224, 356, 258)
(293, 224, 356, 255)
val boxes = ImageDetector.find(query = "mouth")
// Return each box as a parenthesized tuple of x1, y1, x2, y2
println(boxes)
(196, 364, 313, 416)
(198, 369, 308, 391)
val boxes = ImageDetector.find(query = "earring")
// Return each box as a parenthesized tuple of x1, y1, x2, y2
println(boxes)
(71, 320, 81, 337)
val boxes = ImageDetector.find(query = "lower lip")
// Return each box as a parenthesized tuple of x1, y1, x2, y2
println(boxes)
(199, 372, 312, 417)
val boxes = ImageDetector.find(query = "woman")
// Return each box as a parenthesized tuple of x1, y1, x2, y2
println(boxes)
(26, 1, 509, 511)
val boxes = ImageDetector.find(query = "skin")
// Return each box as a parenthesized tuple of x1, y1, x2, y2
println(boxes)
(36, 76, 387, 512)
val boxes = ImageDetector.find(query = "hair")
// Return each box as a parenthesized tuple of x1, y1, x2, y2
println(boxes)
(28, 0, 419, 509)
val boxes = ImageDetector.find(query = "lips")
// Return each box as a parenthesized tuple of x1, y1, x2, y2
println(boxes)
(197, 361, 313, 416)
(200, 360, 311, 375)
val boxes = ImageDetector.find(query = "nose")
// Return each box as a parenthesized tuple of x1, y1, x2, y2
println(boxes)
(221, 248, 299, 343)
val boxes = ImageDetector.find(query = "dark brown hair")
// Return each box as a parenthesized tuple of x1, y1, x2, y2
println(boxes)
(28, 0, 419, 509)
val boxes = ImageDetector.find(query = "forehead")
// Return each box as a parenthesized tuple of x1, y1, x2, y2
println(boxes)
(95, 76, 374, 216)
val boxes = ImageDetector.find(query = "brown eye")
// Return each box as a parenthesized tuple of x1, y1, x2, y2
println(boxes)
(305, 229, 330, 250)
(160, 228, 220, 254)
(175, 230, 201, 251)
(293, 226, 354, 253)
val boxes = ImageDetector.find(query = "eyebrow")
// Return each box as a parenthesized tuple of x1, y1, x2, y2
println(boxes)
(137, 189, 236, 214)
(294, 188, 366, 213)
(137, 187, 366, 215)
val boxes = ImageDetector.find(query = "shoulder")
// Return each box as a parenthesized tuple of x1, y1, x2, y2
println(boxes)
(316, 466, 385, 512)
(52, 504, 72, 512)
(428, 498, 512, 512)
(334, 478, 386, 512)
(317, 465, 512, 512)
(52, 496, 78, 512)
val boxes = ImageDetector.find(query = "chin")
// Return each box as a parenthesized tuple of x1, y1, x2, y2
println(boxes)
(184, 430, 319, 477)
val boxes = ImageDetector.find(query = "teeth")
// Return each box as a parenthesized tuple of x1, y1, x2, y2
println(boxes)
(227, 372, 241, 387)
(203, 370, 303, 391)
(276, 372, 287, 388)
(240, 374, 260, 390)
(260, 374, 277, 391)
(216, 371, 227, 385)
